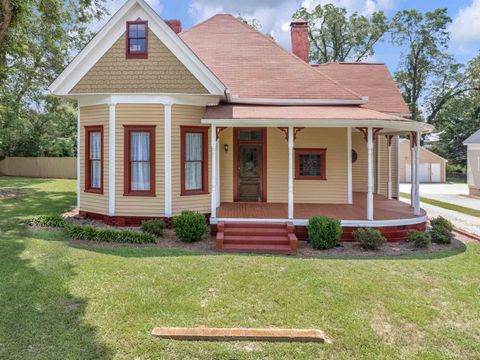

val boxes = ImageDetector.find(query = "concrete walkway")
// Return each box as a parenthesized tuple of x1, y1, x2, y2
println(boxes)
(400, 183, 480, 211)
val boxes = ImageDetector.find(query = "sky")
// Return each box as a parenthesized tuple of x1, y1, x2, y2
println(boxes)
(100, 0, 480, 73)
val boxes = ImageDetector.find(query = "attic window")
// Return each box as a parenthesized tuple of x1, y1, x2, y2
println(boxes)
(126, 21, 148, 59)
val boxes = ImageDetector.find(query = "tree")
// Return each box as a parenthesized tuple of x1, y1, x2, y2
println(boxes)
(0, 0, 108, 158)
(292, 4, 389, 63)
(391, 8, 451, 121)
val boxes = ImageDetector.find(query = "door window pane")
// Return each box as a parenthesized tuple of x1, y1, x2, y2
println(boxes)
(238, 130, 262, 141)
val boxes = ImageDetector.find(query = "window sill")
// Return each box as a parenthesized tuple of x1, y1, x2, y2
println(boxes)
(295, 177, 327, 181)
(123, 191, 156, 197)
(181, 190, 209, 196)
(126, 53, 148, 59)
(85, 188, 103, 194)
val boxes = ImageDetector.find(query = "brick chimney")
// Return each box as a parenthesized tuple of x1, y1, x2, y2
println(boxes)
(290, 19, 309, 63)
(165, 19, 182, 34)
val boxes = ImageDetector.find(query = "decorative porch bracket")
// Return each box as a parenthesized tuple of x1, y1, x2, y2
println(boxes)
(278, 127, 304, 141)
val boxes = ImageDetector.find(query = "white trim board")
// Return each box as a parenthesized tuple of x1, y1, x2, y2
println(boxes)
(210, 215, 427, 227)
(76, 94, 221, 107)
(49, 0, 226, 97)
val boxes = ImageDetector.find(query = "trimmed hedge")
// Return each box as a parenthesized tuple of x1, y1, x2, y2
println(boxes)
(353, 228, 385, 250)
(28, 215, 67, 228)
(65, 225, 156, 244)
(430, 216, 454, 232)
(408, 230, 430, 248)
(173, 210, 207, 243)
(307, 216, 342, 250)
(141, 219, 164, 236)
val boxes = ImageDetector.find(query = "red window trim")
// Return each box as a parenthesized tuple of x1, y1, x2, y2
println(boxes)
(295, 148, 327, 180)
(84, 126, 104, 194)
(124, 125, 156, 196)
(126, 20, 148, 59)
(181, 126, 209, 196)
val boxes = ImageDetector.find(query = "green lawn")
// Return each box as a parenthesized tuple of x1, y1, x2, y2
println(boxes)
(400, 192, 480, 218)
(1, 176, 479, 359)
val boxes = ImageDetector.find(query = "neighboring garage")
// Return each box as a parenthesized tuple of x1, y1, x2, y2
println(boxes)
(399, 139, 447, 183)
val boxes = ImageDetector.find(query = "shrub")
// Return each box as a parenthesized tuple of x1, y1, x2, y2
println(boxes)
(173, 210, 207, 243)
(430, 216, 454, 232)
(28, 215, 67, 228)
(408, 230, 430, 248)
(430, 216, 453, 244)
(141, 219, 164, 237)
(307, 216, 342, 250)
(64, 225, 156, 244)
(353, 228, 385, 250)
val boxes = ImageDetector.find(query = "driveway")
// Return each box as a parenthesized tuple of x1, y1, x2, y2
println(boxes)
(400, 183, 480, 211)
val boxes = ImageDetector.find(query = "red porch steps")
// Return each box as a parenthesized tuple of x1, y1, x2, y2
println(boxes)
(216, 222, 298, 255)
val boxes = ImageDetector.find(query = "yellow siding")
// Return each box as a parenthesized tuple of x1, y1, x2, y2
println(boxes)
(115, 104, 165, 216)
(171, 105, 211, 215)
(294, 128, 348, 203)
(70, 31, 207, 94)
(79, 105, 109, 214)
(219, 128, 234, 203)
(352, 131, 367, 192)
(267, 128, 288, 202)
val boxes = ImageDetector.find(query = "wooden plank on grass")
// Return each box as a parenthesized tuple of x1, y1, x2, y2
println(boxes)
(151, 327, 332, 343)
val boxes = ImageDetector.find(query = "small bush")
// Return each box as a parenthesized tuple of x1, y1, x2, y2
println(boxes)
(141, 219, 164, 236)
(430, 216, 454, 232)
(173, 210, 207, 243)
(408, 230, 430, 248)
(64, 225, 156, 244)
(307, 216, 342, 250)
(430, 216, 453, 244)
(353, 228, 385, 250)
(28, 215, 67, 228)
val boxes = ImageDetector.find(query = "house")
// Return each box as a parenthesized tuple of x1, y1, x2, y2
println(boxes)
(49, 0, 432, 254)
(464, 130, 480, 197)
(399, 139, 447, 183)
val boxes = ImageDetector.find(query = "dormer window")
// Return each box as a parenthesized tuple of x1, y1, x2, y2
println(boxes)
(126, 21, 148, 59)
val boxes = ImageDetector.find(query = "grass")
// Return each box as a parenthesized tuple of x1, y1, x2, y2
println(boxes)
(1, 176, 480, 359)
(400, 192, 480, 218)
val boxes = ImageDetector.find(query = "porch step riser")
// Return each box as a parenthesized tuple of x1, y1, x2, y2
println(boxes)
(216, 221, 297, 255)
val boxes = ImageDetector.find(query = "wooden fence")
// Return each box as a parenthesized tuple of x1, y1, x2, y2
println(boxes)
(0, 157, 77, 179)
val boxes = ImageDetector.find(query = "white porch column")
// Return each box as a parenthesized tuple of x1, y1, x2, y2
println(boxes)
(367, 127, 374, 220)
(211, 125, 217, 219)
(216, 139, 221, 207)
(77, 107, 81, 210)
(387, 136, 392, 200)
(414, 131, 421, 215)
(108, 102, 116, 216)
(410, 137, 415, 207)
(396, 135, 400, 199)
(288, 126, 294, 219)
(164, 104, 172, 217)
(347, 127, 352, 204)
(377, 138, 381, 194)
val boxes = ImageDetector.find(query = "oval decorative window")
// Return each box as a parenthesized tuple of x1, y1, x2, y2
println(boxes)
(352, 150, 358, 163)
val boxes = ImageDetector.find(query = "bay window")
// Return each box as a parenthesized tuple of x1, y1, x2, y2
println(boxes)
(181, 126, 208, 195)
(124, 126, 155, 196)
(85, 126, 103, 193)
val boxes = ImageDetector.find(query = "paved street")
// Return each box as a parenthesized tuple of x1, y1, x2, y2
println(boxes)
(400, 183, 480, 211)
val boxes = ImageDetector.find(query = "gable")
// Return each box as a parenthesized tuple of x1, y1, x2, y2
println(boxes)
(49, 0, 225, 96)
(70, 30, 208, 94)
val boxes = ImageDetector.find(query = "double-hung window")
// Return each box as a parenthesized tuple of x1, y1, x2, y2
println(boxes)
(85, 126, 103, 193)
(126, 21, 148, 59)
(181, 127, 208, 195)
(124, 126, 155, 196)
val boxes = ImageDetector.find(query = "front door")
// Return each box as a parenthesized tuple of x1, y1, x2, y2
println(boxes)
(235, 128, 265, 202)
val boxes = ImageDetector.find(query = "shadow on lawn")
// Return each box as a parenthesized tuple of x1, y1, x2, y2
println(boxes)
(0, 176, 54, 189)
(65, 238, 467, 261)
(0, 224, 111, 359)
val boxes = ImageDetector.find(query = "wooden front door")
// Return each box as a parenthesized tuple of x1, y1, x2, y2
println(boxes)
(234, 128, 266, 202)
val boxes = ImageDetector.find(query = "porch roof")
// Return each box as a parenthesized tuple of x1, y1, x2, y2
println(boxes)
(202, 104, 434, 133)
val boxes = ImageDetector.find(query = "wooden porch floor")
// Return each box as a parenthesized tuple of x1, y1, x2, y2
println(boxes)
(216, 192, 426, 220)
